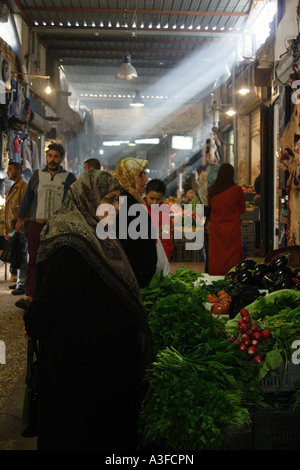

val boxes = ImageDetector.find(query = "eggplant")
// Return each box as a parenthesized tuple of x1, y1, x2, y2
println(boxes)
(228, 285, 264, 318)
(252, 263, 269, 281)
(235, 270, 254, 286)
(235, 258, 257, 272)
(269, 275, 296, 292)
(269, 255, 289, 271)
(274, 266, 293, 278)
(224, 270, 237, 281)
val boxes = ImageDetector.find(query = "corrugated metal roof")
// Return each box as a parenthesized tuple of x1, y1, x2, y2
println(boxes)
(8, 0, 271, 108)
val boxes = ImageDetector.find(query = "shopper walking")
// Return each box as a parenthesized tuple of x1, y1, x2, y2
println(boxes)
(207, 163, 246, 275)
(15, 143, 76, 308)
(3, 161, 29, 295)
(114, 157, 157, 288)
(23, 170, 153, 450)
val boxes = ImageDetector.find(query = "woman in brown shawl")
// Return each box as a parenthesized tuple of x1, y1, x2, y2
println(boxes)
(207, 163, 246, 275)
(114, 158, 157, 288)
(23, 170, 153, 450)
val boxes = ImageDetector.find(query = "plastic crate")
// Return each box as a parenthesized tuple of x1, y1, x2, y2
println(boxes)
(260, 361, 300, 394)
(171, 242, 203, 262)
(241, 208, 260, 221)
(253, 409, 300, 450)
(241, 221, 256, 240)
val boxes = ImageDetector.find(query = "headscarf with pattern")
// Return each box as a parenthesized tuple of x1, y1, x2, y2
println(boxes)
(114, 157, 149, 205)
(37, 170, 153, 369)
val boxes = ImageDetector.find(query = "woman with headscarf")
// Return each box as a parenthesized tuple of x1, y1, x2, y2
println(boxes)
(23, 170, 153, 450)
(207, 163, 246, 275)
(114, 157, 157, 288)
(197, 164, 220, 273)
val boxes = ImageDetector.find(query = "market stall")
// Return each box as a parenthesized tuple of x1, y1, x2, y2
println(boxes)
(138, 255, 300, 451)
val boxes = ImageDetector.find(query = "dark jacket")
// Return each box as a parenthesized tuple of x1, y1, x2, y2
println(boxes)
(23, 246, 144, 450)
(116, 191, 157, 288)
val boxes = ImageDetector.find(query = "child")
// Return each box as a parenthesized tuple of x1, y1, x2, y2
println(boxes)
(144, 179, 173, 260)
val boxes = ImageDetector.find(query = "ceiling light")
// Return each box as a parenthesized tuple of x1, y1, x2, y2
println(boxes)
(130, 90, 144, 107)
(226, 108, 236, 116)
(239, 87, 250, 95)
(45, 85, 52, 94)
(116, 54, 138, 80)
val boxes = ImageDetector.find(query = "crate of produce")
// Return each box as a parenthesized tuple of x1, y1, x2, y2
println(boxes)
(259, 361, 300, 394)
(253, 408, 300, 450)
(241, 208, 260, 221)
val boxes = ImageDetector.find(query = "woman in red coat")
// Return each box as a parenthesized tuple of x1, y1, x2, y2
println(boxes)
(208, 163, 246, 275)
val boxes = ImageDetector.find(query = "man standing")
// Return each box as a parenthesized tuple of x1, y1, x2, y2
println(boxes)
(4, 161, 28, 295)
(15, 143, 76, 309)
(83, 158, 101, 171)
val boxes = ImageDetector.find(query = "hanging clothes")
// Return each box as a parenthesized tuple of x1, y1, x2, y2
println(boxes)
(21, 136, 39, 171)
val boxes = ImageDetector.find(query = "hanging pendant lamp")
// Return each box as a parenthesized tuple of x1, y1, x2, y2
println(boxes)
(116, 54, 138, 80)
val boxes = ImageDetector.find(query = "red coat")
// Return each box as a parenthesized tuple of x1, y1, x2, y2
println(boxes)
(208, 185, 246, 275)
(144, 198, 173, 260)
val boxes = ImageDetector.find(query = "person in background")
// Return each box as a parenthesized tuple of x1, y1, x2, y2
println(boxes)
(15, 143, 76, 309)
(114, 157, 157, 288)
(84, 158, 101, 171)
(181, 188, 196, 205)
(144, 178, 173, 260)
(207, 163, 246, 275)
(197, 164, 220, 272)
(23, 170, 153, 450)
(3, 161, 29, 295)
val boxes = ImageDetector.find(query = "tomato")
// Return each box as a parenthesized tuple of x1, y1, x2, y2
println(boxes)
(217, 290, 227, 297)
(212, 304, 227, 315)
(207, 294, 219, 303)
(220, 302, 230, 313)
(219, 293, 231, 302)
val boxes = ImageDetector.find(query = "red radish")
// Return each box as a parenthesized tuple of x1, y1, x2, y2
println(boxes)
(252, 331, 261, 340)
(237, 318, 244, 325)
(241, 333, 249, 342)
(247, 329, 253, 336)
(244, 316, 252, 324)
(247, 346, 257, 355)
(240, 308, 249, 317)
(251, 324, 259, 331)
(261, 329, 271, 338)
(239, 323, 248, 332)
(228, 336, 235, 342)
(253, 355, 261, 363)
(240, 344, 247, 352)
(244, 339, 251, 347)
(236, 339, 241, 345)
(251, 339, 259, 346)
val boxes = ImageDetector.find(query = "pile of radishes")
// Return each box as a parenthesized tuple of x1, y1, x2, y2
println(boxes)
(228, 307, 271, 363)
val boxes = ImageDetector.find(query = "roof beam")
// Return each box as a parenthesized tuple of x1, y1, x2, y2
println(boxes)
(19, 7, 249, 17)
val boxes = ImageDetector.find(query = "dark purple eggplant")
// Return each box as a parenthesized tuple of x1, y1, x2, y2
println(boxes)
(269, 275, 296, 292)
(235, 270, 254, 286)
(252, 263, 269, 281)
(269, 255, 289, 271)
(274, 266, 293, 278)
(235, 259, 257, 272)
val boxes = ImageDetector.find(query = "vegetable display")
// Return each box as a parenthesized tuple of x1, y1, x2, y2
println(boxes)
(225, 256, 300, 291)
(138, 265, 300, 450)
